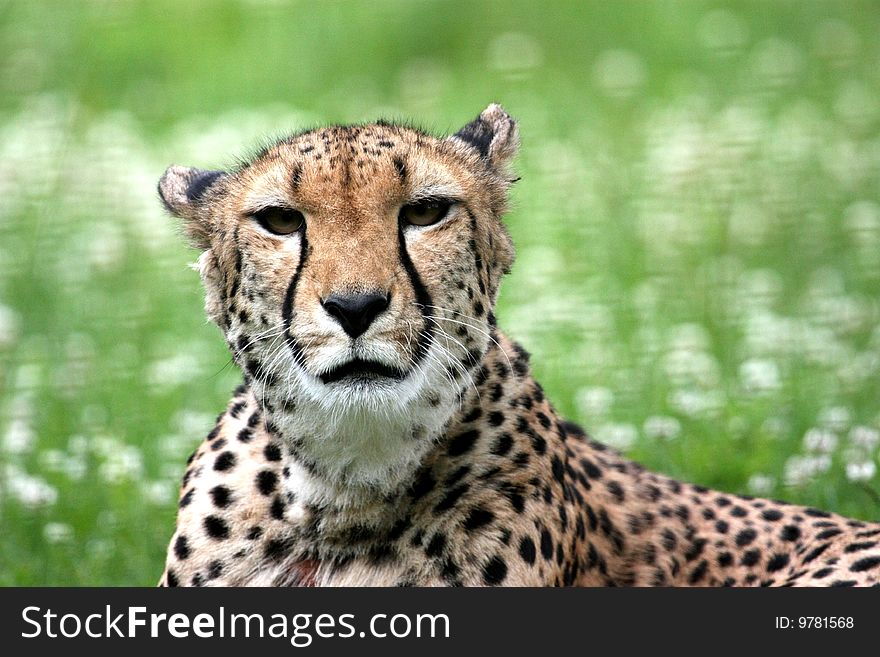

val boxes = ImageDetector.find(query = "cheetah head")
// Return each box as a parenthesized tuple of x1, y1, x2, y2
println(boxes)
(158, 104, 518, 488)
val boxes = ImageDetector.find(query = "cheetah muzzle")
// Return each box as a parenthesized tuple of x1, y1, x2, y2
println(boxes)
(158, 104, 880, 587)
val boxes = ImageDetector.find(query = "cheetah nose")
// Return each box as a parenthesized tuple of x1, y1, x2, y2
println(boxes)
(321, 292, 390, 338)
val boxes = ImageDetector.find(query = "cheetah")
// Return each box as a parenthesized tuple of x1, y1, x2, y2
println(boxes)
(157, 104, 880, 587)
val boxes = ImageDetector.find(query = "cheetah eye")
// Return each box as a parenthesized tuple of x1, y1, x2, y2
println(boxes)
(400, 200, 452, 227)
(252, 206, 305, 235)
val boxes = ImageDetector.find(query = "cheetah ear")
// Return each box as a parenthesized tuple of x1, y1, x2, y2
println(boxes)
(158, 165, 225, 248)
(450, 103, 519, 170)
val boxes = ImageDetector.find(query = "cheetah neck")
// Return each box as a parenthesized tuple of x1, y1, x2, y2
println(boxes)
(246, 353, 473, 508)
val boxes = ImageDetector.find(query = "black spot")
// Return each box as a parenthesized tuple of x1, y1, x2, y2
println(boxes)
(490, 432, 513, 456)
(606, 480, 625, 503)
(812, 567, 834, 579)
(519, 536, 536, 564)
(204, 515, 229, 540)
(388, 518, 410, 541)
(804, 508, 831, 518)
(715, 520, 729, 534)
(684, 538, 707, 562)
(174, 535, 190, 560)
(237, 427, 253, 443)
(817, 528, 842, 540)
(687, 560, 708, 585)
(717, 552, 733, 568)
(270, 496, 285, 520)
(735, 528, 757, 547)
(214, 451, 236, 471)
(207, 425, 221, 441)
(257, 470, 278, 496)
(528, 429, 547, 454)
(540, 530, 553, 560)
(434, 484, 468, 512)
(426, 533, 446, 557)
(766, 553, 790, 572)
(850, 556, 880, 572)
(482, 556, 508, 585)
(551, 456, 565, 483)
(830, 580, 857, 587)
(741, 549, 761, 567)
(207, 560, 224, 580)
(488, 411, 505, 426)
(502, 484, 525, 512)
(264, 443, 282, 461)
(463, 507, 495, 531)
(410, 468, 435, 500)
(780, 525, 800, 542)
(166, 569, 179, 587)
(246, 526, 263, 540)
(802, 543, 831, 563)
(662, 529, 677, 552)
(730, 506, 748, 518)
(210, 437, 227, 452)
(447, 430, 480, 456)
(264, 537, 292, 558)
(761, 509, 784, 522)
(210, 485, 232, 508)
(178, 489, 194, 508)
(844, 541, 877, 553)
(444, 465, 471, 487)
(580, 458, 602, 479)
(462, 407, 482, 423)
(229, 400, 246, 418)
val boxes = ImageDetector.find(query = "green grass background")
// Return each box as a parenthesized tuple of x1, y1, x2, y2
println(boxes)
(1, 0, 879, 585)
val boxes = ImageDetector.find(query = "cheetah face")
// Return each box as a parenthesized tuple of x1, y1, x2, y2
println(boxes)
(159, 105, 518, 424)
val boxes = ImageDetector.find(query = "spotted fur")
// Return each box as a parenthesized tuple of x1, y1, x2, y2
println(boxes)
(157, 105, 880, 587)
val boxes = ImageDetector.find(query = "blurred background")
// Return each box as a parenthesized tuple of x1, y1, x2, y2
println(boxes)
(1, 0, 879, 585)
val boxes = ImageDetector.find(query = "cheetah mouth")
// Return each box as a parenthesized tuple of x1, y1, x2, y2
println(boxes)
(318, 358, 406, 384)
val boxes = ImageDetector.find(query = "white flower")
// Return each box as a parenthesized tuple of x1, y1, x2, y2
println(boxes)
(845, 461, 876, 482)
(2, 418, 34, 454)
(848, 426, 880, 451)
(803, 428, 838, 454)
(596, 422, 638, 451)
(5, 466, 57, 508)
(739, 358, 781, 394)
(783, 454, 832, 487)
(142, 480, 174, 506)
(643, 415, 681, 441)
(95, 438, 144, 484)
(43, 522, 73, 544)
(747, 474, 775, 495)
(575, 387, 614, 418)
(818, 406, 851, 432)
(0, 303, 20, 347)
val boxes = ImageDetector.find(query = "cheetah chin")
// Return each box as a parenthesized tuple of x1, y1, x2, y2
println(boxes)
(157, 104, 880, 587)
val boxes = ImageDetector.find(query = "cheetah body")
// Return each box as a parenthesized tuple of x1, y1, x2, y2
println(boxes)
(158, 106, 880, 587)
